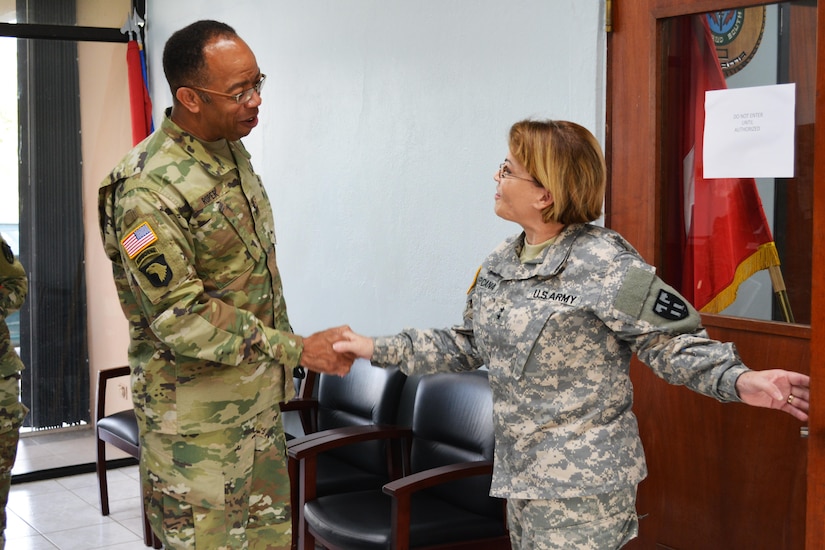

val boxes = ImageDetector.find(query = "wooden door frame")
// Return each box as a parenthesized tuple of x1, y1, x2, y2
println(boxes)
(606, 1, 823, 548)
(808, 4, 825, 548)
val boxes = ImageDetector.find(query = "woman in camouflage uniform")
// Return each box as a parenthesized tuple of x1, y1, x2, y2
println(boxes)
(333, 120, 810, 549)
(0, 235, 27, 550)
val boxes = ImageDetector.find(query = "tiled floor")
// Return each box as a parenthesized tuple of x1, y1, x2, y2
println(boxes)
(7, 428, 149, 549)
(7, 413, 309, 549)
(12, 426, 111, 477)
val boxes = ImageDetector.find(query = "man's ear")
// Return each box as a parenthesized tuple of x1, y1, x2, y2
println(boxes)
(175, 87, 203, 113)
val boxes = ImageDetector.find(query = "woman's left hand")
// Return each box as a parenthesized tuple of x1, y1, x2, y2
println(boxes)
(735, 369, 810, 422)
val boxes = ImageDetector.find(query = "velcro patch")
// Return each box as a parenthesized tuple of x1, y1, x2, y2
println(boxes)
(616, 265, 700, 333)
(121, 221, 158, 259)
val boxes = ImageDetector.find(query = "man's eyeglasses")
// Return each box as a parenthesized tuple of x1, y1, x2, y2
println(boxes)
(188, 74, 266, 104)
(498, 162, 539, 185)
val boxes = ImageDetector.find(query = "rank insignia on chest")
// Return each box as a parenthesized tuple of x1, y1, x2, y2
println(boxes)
(121, 221, 158, 259)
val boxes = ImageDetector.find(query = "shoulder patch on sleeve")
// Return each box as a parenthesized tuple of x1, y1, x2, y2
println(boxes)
(467, 266, 482, 294)
(121, 221, 158, 259)
(136, 249, 173, 288)
(1, 240, 13, 265)
(641, 279, 701, 332)
(616, 266, 701, 332)
(652, 289, 689, 320)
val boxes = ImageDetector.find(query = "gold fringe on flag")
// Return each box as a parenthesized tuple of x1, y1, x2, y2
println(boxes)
(700, 241, 783, 315)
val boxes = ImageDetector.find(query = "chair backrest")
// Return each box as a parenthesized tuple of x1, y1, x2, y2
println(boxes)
(316, 359, 407, 471)
(410, 370, 498, 518)
(95, 365, 132, 422)
(281, 367, 319, 439)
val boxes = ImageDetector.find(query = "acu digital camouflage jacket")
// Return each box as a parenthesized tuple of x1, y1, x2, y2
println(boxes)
(372, 223, 748, 500)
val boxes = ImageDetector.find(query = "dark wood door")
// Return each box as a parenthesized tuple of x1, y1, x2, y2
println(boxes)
(606, 1, 824, 548)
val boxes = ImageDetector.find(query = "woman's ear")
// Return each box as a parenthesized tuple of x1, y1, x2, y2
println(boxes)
(536, 190, 554, 209)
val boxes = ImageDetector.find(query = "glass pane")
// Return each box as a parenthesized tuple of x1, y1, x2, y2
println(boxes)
(659, 2, 814, 324)
(0, 36, 17, 347)
(0, 0, 128, 27)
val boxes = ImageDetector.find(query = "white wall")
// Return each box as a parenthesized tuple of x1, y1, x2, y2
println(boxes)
(145, 0, 606, 336)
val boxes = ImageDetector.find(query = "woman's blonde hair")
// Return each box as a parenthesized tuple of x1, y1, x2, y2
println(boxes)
(509, 119, 605, 224)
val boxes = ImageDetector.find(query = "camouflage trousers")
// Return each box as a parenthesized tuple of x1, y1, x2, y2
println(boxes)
(506, 486, 639, 550)
(141, 406, 291, 549)
(0, 374, 27, 550)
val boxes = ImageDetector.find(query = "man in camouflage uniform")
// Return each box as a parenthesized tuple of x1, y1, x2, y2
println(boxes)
(333, 120, 810, 549)
(98, 20, 352, 549)
(0, 235, 28, 550)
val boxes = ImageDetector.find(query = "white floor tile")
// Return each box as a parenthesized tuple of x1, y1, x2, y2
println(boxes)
(4, 428, 156, 549)
(9, 492, 107, 534)
(116, 513, 147, 540)
(96, 541, 153, 550)
(4, 507, 38, 539)
(54, 471, 99, 491)
(4, 534, 60, 549)
(41, 520, 141, 550)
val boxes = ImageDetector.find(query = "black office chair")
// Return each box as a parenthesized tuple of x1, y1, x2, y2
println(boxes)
(287, 361, 409, 549)
(95, 366, 161, 548)
(280, 367, 320, 439)
(294, 370, 510, 550)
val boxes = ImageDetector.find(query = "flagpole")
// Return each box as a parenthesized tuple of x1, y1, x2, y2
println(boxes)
(767, 265, 795, 323)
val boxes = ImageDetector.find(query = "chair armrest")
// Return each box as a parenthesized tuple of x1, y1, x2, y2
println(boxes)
(287, 424, 412, 461)
(278, 397, 317, 412)
(287, 424, 414, 519)
(285, 423, 362, 451)
(382, 460, 494, 498)
(383, 460, 496, 546)
(279, 397, 319, 433)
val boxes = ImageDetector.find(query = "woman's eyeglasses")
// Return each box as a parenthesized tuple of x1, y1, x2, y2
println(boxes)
(498, 162, 539, 185)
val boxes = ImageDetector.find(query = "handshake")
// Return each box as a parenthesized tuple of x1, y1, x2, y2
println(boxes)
(299, 325, 373, 377)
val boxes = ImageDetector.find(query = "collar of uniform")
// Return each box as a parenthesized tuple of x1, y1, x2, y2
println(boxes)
(161, 110, 251, 179)
(487, 224, 585, 280)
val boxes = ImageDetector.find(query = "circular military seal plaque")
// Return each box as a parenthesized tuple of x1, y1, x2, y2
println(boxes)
(705, 7, 766, 76)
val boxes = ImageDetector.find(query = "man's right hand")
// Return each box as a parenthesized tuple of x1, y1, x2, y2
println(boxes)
(300, 325, 356, 376)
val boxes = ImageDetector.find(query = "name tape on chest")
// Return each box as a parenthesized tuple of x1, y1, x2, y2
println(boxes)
(476, 275, 497, 291)
(476, 274, 580, 305)
(531, 289, 579, 305)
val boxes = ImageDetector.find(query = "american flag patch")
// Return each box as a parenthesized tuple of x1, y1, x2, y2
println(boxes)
(121, 222, 158, 259)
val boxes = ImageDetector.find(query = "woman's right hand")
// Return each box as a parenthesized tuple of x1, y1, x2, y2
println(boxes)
(332, 329, 375, 360)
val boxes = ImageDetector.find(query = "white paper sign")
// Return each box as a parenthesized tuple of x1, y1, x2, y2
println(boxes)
(703, 83, 795, 178)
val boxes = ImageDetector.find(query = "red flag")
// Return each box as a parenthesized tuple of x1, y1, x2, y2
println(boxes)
(680, 14, 780, 313)
(127, 39, 153, 145)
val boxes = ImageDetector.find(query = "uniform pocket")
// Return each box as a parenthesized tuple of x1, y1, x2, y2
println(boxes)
(192, 191, 262, 290)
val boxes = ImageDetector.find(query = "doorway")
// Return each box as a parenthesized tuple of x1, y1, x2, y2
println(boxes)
(607, 1, 818, 548)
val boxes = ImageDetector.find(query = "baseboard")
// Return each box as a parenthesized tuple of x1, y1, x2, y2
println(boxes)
(10, 457, 139, 485)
